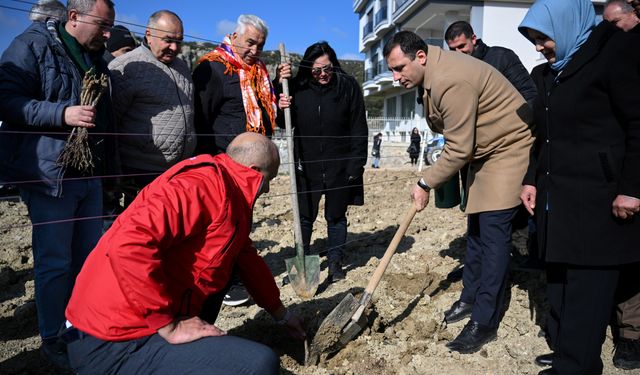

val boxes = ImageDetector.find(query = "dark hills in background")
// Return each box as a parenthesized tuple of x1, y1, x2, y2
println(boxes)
(178, 41, 383, 116)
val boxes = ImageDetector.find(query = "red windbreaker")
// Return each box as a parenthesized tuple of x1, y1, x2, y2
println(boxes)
(66, 154, 282, 341)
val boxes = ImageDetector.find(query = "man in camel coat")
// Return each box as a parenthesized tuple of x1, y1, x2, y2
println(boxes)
(384, 30, 533, 354)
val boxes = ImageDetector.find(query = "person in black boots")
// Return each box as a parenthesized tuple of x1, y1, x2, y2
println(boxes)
(278, 41, 368, 282)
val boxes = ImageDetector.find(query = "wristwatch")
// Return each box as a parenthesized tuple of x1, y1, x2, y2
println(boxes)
(417, 178, 431, 192)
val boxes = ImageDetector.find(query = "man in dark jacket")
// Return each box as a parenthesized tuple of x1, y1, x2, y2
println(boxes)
(0, 0, 115, 369)
(445, 21, 537, 107)
(192, 14, 289, 305)
(64, 133, 305, 375)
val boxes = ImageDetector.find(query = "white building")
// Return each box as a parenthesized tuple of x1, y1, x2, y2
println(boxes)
(354, 0, 605, 123)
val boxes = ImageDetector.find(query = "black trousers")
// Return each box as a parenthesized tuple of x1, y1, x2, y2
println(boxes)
(460, 207, 517, 328)
(546, 264, 620, 375)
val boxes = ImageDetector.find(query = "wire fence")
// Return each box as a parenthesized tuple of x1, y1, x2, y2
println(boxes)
(0, 1, 441, 240)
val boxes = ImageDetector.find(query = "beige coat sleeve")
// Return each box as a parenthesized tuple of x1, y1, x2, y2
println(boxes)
(423, 77, 478, 189)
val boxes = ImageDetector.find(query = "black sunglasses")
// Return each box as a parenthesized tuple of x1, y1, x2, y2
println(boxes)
(311, 64, 333, 75)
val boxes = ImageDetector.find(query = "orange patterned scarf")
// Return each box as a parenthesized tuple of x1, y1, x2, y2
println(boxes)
(197, 35, 277, 134)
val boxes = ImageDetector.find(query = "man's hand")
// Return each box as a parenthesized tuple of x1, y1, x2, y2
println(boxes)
(411, 184, 430, 212)
(276, 62, 292, 83)
(272, 306, 306, 340)
(612, 194, 640, 219)
(157, 316, 226, 345)
(63, 105, 96, 128)
(278, 93, 292, 110)
(520, 185, 537, 216)
(283, 313, 306, 340)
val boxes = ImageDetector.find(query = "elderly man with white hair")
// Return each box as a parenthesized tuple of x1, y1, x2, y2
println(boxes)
(192, 14, 290, 306)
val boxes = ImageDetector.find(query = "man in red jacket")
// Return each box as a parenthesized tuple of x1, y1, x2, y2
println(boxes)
(64, 133, 305, 374)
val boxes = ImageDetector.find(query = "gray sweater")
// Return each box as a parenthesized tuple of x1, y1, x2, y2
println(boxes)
(109, 45, 196, 172)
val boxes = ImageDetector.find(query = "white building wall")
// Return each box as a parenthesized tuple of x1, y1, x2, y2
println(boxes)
(475, 2, 546, 72)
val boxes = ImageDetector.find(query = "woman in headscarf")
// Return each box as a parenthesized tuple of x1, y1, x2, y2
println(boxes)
(518, 0, 640, 373)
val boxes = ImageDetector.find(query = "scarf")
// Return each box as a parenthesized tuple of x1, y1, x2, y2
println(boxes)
(198, 35, 277, 134)
(518, 0, 596, 72)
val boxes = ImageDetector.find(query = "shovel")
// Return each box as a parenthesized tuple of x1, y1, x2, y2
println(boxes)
(306, 205, 417, 365)
(279, 44, 320, 300)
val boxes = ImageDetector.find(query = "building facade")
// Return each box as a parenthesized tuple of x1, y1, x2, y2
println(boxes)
(354, 0, 605, 122)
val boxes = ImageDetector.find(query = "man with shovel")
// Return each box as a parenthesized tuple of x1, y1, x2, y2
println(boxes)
(384, 31, 533, 354)
(64, 133, 305, 374)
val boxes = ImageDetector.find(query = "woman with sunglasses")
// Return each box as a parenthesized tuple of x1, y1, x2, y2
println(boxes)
(278, 41, 368, 282)
(518, 0, 640, 373)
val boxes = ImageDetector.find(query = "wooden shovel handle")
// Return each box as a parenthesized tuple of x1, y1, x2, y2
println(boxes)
(364, 205, 417, 295)
(278, 43, 305, 258)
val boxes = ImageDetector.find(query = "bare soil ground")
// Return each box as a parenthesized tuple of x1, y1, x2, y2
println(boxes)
(0, 164, 631, 374)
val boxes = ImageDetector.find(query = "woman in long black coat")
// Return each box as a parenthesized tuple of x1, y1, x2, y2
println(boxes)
(518, 0, 640, 373)
(408, 127, 421, 165)
(278, 42, 368, 281)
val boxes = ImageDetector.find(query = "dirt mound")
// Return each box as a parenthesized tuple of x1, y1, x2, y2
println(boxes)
(0, 169, 627, 374)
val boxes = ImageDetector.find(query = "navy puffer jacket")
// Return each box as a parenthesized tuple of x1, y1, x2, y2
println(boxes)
(0, 20, 114, 197)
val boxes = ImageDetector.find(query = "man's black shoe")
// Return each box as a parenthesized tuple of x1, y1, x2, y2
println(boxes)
(444, 300, 472, 324)
(445, 320, 497, 354)
(613, 337, 640, 370)
(40, 340, 71, 371)
(328, 261, 345, 282)
(223, 284, 250, 307)
(535, 353, 554, 367)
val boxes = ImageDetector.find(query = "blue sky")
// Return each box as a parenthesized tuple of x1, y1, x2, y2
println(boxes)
(0, 0, 364, 59)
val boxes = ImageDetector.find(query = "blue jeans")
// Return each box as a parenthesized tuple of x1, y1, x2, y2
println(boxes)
(67, 329, 279, 374)
(372, 157, 380, 168)
(20, 178, 103, 341)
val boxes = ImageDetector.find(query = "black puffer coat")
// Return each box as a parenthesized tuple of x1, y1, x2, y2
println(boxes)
(472, 39, 538, 107)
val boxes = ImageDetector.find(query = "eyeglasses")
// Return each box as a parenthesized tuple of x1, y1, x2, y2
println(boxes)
(311, 64, 333, 75)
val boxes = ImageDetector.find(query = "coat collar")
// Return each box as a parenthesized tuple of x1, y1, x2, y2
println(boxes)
(471, 39, 489, 60)
(422, 45, 444, 91)
(168, 153, 264, 208)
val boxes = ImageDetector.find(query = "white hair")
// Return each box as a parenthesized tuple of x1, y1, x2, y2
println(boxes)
(235, 14, 268, 38)
(29, 0, 67, 22)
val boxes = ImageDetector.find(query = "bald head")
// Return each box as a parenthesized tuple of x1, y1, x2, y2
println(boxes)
(227, 133, 280, 194)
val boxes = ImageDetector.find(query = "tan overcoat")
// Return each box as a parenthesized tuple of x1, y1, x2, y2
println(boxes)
(421, 46, 534, 214)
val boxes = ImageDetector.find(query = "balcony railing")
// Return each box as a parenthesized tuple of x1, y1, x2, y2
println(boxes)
(395, 0, 411, 11)
(363, 21, 374, 37)
(374, 6, 388, 26)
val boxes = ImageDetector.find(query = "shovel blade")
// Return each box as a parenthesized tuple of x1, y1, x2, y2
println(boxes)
(285, 254, 321, 299)
(307, 293, 360, 365)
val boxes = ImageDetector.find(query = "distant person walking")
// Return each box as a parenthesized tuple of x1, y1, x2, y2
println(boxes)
(408, 127, 421, 165)
(372, 132, 382, 168)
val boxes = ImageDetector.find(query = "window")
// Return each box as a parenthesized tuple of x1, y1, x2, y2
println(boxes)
(386, 97, 397, 117)
(400, 91, 415, 117)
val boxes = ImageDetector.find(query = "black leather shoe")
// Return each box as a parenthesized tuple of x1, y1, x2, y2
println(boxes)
(445, 320, 497, 354)
(328, 261, 345, 282)
(444, 300, 472, 324)
(535, 353, 554, 367)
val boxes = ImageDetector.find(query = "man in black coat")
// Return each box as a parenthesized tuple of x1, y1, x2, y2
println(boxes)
(445, 21, 537, 107)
